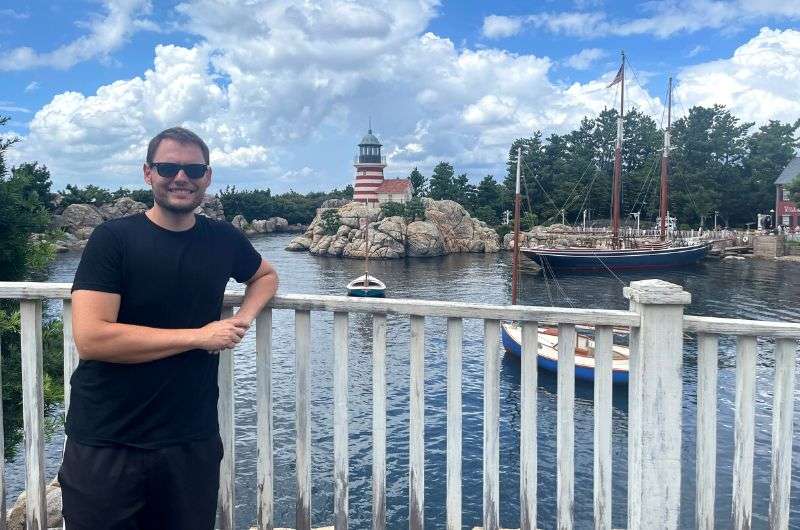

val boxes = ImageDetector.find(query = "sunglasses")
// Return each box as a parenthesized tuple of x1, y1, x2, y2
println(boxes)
(150, 162, 209, 180)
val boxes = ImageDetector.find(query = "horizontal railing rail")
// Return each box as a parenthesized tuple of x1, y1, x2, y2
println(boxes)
(0, 281, 798, 530)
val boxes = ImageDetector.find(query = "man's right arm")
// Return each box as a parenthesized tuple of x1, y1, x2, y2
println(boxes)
(72, 290, 248, 364)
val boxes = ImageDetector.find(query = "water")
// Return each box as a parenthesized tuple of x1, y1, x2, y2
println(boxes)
(15, 233, 800, 529)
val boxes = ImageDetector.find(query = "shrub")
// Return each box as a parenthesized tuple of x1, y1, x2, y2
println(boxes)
(380, 201, 405, 218)
(320, 209, 341, 235)
(404, 197, 426, 222)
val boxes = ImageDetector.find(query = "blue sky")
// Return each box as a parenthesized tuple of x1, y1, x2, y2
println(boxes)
(1, 0, 799, 193)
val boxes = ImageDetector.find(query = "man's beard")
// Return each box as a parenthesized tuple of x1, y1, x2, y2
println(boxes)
(154, 189, 204, 214)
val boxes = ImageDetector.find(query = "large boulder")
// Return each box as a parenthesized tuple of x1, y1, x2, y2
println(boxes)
(98, 197, 147, 220)
(407, 221, 445, 257)
(6, 477, 62, 529)
(321, 198, 351, 209)
(194, 195, 225, 221)
(286, 236, 313, 251)
(60, 204, 104, 234)
(231, 215, 248, 231)
(270, 217, 289, 230)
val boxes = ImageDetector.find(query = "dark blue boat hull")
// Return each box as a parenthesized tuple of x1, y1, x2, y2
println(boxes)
(521, 243, 709, 272)
(501, 325, 629, 384)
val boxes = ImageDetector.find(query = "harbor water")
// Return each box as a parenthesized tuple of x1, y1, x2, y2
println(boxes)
(11, 232, 800, 529)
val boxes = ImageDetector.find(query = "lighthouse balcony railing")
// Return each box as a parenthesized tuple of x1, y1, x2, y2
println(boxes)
(353, 155, 386, 165)
(0, 280, 799, 530)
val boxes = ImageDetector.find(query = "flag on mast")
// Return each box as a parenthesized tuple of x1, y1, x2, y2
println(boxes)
(607, 64, 624, 87)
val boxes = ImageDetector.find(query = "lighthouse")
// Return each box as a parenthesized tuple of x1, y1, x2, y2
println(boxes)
(352, 128, 386, 205)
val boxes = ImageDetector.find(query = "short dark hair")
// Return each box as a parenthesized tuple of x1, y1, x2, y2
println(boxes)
(146, 127, 210, 165)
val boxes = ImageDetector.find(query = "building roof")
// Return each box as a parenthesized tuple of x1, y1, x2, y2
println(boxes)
(359, 129, 381, 146)
(776, 157, 800, 185)
(375, 179, 412, 193)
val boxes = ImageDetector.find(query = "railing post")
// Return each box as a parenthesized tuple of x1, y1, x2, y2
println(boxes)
(623, 279, 690, 530)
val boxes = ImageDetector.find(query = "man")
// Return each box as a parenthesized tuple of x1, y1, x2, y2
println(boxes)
(59, 127, 278, 529)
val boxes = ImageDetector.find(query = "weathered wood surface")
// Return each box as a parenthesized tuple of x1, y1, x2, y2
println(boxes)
(483, 320, 500, 530)
(0, 282, 640, 327)
(446, 318, 463, 530)
(627, 326, 641, 530)
(372, 315, 387, 530)
(0, 323, 6, 530)
(732, 335, 756, 530)
(696, 333, 718, 530)
(769, 338, 796, 530)
(295, 310, 312, 530)
(256, 309, 274, 530)
(333, 312, 349, 529)
(624, 281, 687, 530)
(217, 306, 235, 530)
(520, 322, 538, 530)
(593, 326, 613, 530)
(557, 324, 576, 530)
(62, 299, 79, 415)
(20, 300, 46, 530)
(684, 315, 800, 338)
(409, 315, 425, 530)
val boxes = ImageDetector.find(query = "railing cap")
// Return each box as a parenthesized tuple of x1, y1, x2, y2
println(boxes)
(623, 279, 691, 305)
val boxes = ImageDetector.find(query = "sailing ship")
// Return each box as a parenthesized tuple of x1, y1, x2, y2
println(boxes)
(521, 53, 709, 272)
(347, 218, 386, 297)
(501, 147, 631, 383)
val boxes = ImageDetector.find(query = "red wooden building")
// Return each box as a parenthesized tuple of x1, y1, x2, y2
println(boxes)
(775, 157, 800, 229)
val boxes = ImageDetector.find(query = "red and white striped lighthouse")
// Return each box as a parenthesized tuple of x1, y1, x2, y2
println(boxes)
(352, 128, 386, 204)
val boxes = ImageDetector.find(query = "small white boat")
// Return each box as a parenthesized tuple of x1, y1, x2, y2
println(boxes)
(347, 274, 386, 297)
(501, 322, 630, 384)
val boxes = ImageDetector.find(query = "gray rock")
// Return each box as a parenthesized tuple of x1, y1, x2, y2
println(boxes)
(286, 236, 313, 251)
(98, 197, 147, 220)
(320, 198, 351, 209)
(194, 195, 226, 221)
(61, 204, 104, 233)
(6, 477, 62, 530)
(407, 221, 445, 257)
(250, 220, 268, 233)
(232, 215, 248, 231)
(270, 217, 289, 230)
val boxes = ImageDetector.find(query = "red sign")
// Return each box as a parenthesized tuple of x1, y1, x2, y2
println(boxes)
(785, 205, 800, 214)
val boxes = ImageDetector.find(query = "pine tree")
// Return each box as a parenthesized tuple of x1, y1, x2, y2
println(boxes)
(408, 167, 426, 197)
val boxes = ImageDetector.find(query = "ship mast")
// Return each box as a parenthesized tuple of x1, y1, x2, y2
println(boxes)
(659, 77, 672, 240)
(363, 219, 369, 287)
(512, 146, 522, 305)
(611, 51, 625, 249)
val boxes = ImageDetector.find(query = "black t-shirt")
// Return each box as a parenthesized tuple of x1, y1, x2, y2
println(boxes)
(67, 212, 262, 448)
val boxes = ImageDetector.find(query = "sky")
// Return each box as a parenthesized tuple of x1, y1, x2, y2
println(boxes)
(1, 0, 799, 193)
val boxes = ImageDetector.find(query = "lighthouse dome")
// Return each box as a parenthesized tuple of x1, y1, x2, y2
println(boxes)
(359, 130, 381, 146)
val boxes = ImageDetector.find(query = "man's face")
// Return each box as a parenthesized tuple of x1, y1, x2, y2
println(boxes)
(144, 138, 211, 214)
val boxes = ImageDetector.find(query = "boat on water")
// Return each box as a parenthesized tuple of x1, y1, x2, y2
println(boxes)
(522, 242, 709, 272)
(347, 218, 386, 297)
(346, 274, 386, 297)
(501, 323, 630, 384)
(501, 147, 630, 383)
(520, 54, 709, 272)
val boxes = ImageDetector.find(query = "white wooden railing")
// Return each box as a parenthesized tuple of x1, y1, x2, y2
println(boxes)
(0, 280, 799, 530)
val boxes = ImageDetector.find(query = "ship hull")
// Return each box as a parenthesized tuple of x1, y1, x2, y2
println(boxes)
(521, 242, 709, 272)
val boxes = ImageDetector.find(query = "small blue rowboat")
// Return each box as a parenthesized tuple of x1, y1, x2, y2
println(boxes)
(347, 274, 386, 297)
(501, 322, 630, 384)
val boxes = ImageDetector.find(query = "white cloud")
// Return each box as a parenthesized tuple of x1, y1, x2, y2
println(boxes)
(674, 27, 800, 125)
(0, 0, 154, 71)
(0, 9, 29, 20)
(24, 81, 40, 92)
(0, 103, 30, 113)
(512, 1, 800, 39)
(687, 45, 707, 57)
(481, 15, 524, 39)
(10, 2, 800, 192)
(565, 48, 607, 70)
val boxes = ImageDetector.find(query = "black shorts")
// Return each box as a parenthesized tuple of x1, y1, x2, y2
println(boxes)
(58, 436, 223, 530)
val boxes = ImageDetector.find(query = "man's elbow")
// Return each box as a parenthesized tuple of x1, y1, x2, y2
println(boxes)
(73, 322, 110, 360)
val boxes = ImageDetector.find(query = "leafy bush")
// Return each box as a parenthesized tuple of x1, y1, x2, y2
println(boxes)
(60, 184, 114, 207)
(380, 201, 405, 218)
(495, 224, 511, 240)
(404, 197, 426, 222)
(218, 185, 353, 225)
(320, 209, 341, 235)
(473, 205, 500, 226)
(521, 212, 537, 231)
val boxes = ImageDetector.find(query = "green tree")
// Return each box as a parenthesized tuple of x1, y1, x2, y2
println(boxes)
(408, 167, 426, 197)
(0, 116, 19, 178)
(60, 184, 114, 207)
(11, 162, 53, 209)
(404, 197, 426, 221)
(744, 119, 800, 218)
(380, 201, 405, 218)
(428, 162, 455, 200)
